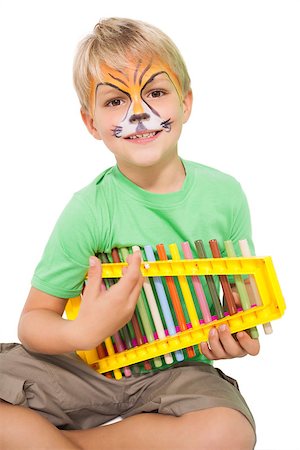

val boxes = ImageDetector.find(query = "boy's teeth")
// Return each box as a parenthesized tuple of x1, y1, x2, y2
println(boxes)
(129, 131, 156, 139)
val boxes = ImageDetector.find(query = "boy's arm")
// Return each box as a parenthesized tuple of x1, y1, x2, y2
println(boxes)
(18, 288, 71, 354)
(18, 253, 143, 354)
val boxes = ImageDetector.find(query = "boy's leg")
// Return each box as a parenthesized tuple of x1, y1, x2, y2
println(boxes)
(62, 362, 256, 450)
(1, 345, 256, 449)
(1, 402, 254, 450)
(0, 344, 125, 429)
(0, 402, 80, 450)
(63, 407, 255, 450)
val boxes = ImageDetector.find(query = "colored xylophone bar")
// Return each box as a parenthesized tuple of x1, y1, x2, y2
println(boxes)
(65, 239, 286, 379)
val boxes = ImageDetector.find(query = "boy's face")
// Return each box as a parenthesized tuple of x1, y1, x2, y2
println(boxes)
(82, 58, 192, 170)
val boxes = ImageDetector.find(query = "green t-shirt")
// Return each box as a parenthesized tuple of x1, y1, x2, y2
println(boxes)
(32, 159, 255, 370)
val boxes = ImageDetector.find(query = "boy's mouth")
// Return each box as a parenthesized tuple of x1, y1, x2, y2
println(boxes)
(124, 130, 162, 141)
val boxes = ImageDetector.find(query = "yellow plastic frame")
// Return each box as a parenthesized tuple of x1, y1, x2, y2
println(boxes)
(65, 256, 285, 377)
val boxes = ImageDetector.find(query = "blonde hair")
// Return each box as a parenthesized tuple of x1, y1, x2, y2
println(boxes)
(73, 17, 191, 112)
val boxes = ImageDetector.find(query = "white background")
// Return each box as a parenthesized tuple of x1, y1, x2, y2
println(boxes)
(0, 1, 299, 449)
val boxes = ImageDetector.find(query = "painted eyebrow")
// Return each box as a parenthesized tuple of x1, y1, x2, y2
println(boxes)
(134, 60, 142, 84)
(107, 73, 129, 88)
(96, 82, 131, 99)
(138, 63, 152, 86)
(141, 71, 172, 89)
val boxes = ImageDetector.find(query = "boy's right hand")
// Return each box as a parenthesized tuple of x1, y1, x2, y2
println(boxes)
(70, 252, 143, 350)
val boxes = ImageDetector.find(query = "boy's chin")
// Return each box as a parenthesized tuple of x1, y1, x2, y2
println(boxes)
(117, 152, 167, 169)
(125, 157, 162, 168)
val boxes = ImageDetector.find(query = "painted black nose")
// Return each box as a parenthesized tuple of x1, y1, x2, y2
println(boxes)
(129, 113, 150, 123)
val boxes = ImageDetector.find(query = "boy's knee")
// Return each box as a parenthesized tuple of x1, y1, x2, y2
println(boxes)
(0, 403, 20, 445)
(1, 403, 34, 429)
(0, 403, 82, 450)
(219, 416, 255, 450)
(180, 407, 255, 450)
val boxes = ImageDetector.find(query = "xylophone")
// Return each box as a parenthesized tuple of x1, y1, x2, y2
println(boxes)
(65, 239, 286, 380)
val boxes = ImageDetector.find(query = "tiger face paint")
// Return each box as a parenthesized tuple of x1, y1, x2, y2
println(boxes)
(89, 59, 183, 140)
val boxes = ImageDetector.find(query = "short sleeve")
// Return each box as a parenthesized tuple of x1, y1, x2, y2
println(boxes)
(31, 193, 101, 298)
(228, 183, 255, 257)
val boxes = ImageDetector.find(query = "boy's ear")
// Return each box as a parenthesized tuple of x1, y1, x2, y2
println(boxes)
(80, 108, 102, 140)
(182, 89, 193, 124)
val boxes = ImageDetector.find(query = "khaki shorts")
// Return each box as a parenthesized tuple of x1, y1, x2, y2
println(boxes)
(0, 343, 255, 432)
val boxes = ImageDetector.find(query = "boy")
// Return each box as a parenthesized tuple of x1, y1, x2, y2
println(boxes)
(0, 18, 259, 450)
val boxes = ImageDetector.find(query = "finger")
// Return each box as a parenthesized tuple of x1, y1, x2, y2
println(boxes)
(84, 256, 103, 298)
(217, 325, 247, 357)
(122, 252, 143, 285)
(126, 251, 141, 267)
(121, 252, 141, 275)
(110, 252, 143, 298)
(232, 291, 242, 308)
(100, 279, 107, 292)
(236, 331, 260, 356)
(206, 327, 228, 359)
(126, 273, 144, 308)
(127, 252, 144, 286)
(199, 341, 216, 360)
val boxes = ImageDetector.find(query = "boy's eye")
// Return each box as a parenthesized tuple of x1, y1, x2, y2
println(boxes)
(105, 98, 125, 107)
(148, 90, 165, 98)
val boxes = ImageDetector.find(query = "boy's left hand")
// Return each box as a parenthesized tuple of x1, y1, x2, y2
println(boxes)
(200, 325, 260, 360)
